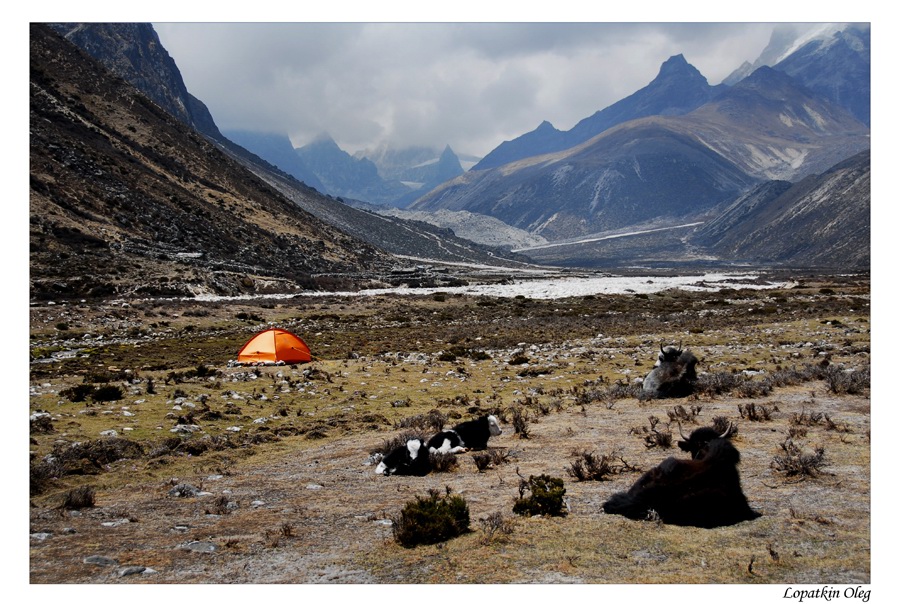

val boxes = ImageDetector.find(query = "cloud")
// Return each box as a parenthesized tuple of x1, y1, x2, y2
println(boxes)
(153, 22, 809, 157)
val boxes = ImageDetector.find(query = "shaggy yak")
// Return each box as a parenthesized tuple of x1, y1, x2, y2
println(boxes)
(642, 344, 698, 399)
(602, 424, 760, 528)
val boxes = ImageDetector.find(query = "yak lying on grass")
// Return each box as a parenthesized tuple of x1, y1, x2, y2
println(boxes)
(642, 344, 698, 399)
(376, 415, 503, 476)
(375, 439, 431, 476)
(602, 424, 760, 528)
(426, 415, 502, 454)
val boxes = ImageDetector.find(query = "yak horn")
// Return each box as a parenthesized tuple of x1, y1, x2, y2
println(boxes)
(719, 422, 733, 439)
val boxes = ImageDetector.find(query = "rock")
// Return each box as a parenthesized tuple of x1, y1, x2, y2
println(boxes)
(168, 484, 201, 497)
(181, 541, 216, 553)
(84, 555, 118, 566)
(119, 566, 146, 577)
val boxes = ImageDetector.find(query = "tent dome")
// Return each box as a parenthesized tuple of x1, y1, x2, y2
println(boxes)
(237, 328, 312, 364)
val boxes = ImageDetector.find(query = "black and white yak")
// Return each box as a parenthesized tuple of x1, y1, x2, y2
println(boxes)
(602, 424, 760, 528)
(426, 415, 502, 454)
(642, 344, 698, 399)
(374, 438, 432, 476)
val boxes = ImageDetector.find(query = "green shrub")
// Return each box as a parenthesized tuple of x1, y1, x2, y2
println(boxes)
(61, 384, 95, 403)
(392, 488, 471, 548)
(513, 474, 567, 517)
(91, 384, 124, 402)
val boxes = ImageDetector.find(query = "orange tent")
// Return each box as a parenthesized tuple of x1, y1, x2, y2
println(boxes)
(237, 328, 312, 364)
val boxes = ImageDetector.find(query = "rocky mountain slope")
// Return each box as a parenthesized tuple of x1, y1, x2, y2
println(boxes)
(39, 23, 530, 282)
(411, 63, 869, 243)
(691, 150, 870, 269)
(30, 23, 395, 299)
(724, 23, 870, 126)
(522, 151, 870, 270)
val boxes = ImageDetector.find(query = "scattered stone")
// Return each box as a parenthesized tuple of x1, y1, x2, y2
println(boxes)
(306, 483, 323, 490)
(100, 429, 119, 437)
(170, 424, 200, 434)
(181, 541, 216, 553)
(84, 555, 118, 566)
(251, 500, 266, 507)
(101, 518, 131, 527)
(119, 566, 146, 577)
(30, 532, 52, 541)
(168, 484, 201, 498)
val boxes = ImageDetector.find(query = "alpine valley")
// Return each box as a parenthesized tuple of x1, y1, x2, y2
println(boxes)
(31, 22, 870, 301)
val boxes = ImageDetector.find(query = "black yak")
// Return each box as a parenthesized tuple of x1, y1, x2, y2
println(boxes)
(602, 424, 760, 528)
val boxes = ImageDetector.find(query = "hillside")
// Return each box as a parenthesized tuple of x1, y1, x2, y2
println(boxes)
(691, 150, 870, 269)
(30, 24, 395, 299)
(49, 22, 529, 271)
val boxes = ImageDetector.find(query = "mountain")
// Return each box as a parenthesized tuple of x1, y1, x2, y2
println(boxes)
(46, 22, 530, 271)
(473, 55, 723, 171)
(723, 23, 870, 126)
(678, 66, 869, 180)
(223, 130, 325, 191)
(295, 134, 413, 205)
(49, 23, 224, 141)
(520, 151, 870, 270)
(412, 62, 868, 242)
(356, 143, 466, 207)
(690, 150, 870, 269)
(772, 25, 870, 126)
(358, 143, 464, 188)
(29, 24, 393, 299)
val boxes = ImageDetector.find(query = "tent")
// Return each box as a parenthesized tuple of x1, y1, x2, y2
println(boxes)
(237, 328, 312, 365)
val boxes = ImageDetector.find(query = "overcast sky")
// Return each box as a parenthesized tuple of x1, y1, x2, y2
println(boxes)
(154, 22, 832, 158)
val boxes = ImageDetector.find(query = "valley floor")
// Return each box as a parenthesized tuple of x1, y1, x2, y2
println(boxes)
(27, 273, 873, 587)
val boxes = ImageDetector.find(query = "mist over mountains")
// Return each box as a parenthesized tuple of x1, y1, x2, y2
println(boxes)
(32, 21, 871, 297)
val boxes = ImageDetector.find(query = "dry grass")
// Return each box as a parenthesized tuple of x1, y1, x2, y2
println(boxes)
(28, 275, 871, 583)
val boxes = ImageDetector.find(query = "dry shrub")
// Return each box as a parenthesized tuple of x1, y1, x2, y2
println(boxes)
(395, 409, 446, 432)
(738, 402, 774, 422)
(566, 450, 639, 482)
(631, 416, 673, 449)
(510, 407, 530, 439)
(667, 404, 702, 424)
(711, 416, 737, 436)
(771, 438, 829, 477)
(205, 495, 231, 516)
(472, 449, 510, 472)
(790, 408, 824, 426)
(30, 457, 64, 496)
(695, 371, 747, 396)
(61, 485, 95, 510)
(478, 512, 515, 545)
(429, 451, 458, 473)
(823, 364, 870, 395)
(53, 437, 145, 471)
(30, 413, 54, 434)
